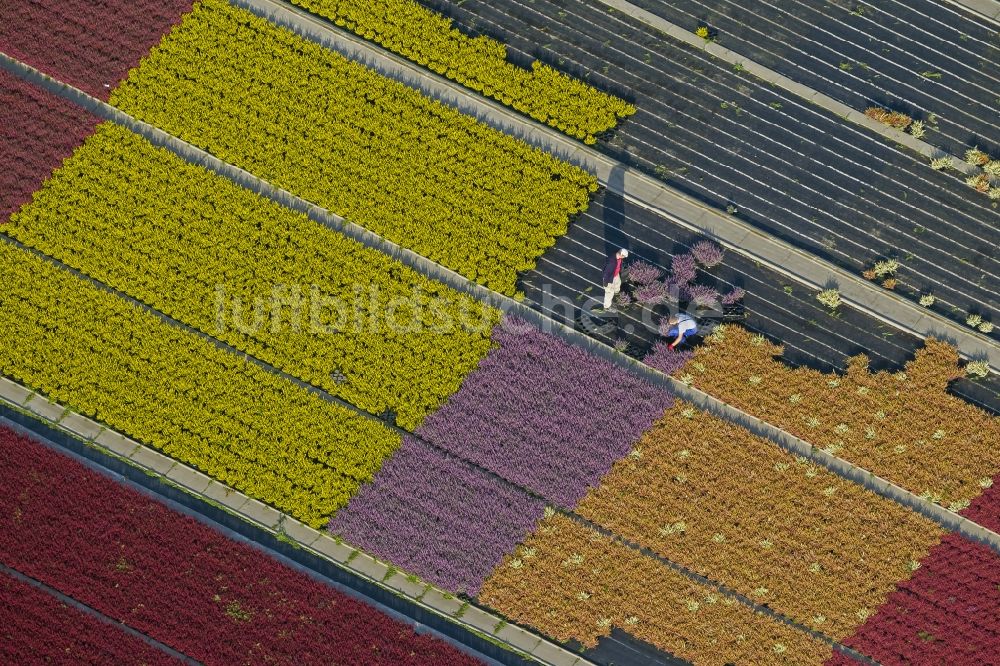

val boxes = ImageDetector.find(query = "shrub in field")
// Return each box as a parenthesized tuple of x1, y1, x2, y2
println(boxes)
(480, 513, 832, 662)
(816, 288, 841, 310)
(415, 319, 674, 507)
(0, 0, 193, 100)
(329, 437, 544, 595)
(930, 156, 952, 170)
(965, 360, 990, 379)
(966, 173, 991, 193)
(0, 572, 181, 665)
(690, 240, 724, 267)
(576, 404, 943, 640)
(288, 0, 634, 144)
(683, 283, 722, 308)
(623, 260, 663, 286)
(864, 107, 912, 130)
(634, 280, 670, 305)
(684, 325, 1000, 509)
(8, 123, 498, 430)
(908, 119, 926, 139)
(0, 70, 99, 221)
(670, 252, 699, 284)
(965, 147, 990, 167)
(966, 313, 983, 328)
(980, 321, 995, 334)
(721, 287, 746, 305)
(110, 0, 597, 296)
(982, 161, 1000, 178)
(919, 294, 936, 307)
(0, 427, 481, 665)
(643, 341, 694, 376)
(872, 259, 899, 277)
(829, 534, 1000, 666)
(0, 242, 399, 527)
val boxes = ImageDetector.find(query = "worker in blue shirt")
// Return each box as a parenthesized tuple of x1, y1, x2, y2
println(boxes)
(665, 313, 698, 349)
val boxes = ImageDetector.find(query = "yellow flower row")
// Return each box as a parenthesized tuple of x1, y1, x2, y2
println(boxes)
(109, 0, 598, 296)
(576, 403, 943, 640)
(481, 513, 832, 665)
(684, 325, 1000, 509)
(290, 0, 635, 143)
(0, 241, 400, 528)
(8, 122, 498, 430)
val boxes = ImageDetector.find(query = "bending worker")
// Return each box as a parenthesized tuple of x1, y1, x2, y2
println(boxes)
(602, 248, 629, 310)
(664, 312, 698, 349)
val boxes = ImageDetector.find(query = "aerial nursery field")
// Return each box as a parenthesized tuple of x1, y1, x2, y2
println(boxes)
(288, 0, 635, 143)
(685, 325, 1000, 510)
(0, 572, 180, 665)
(481, 512, 833, 665)
(0, 0, 194, 100)
(109, 0, 597, 296)
(576, 403, 943, 640)
(431, 0, 999, 331)
(7, 122, 498, 430)
(0, 241, 399, 527)
(0, 70, 98, 221)
(0, 425, 481, 665)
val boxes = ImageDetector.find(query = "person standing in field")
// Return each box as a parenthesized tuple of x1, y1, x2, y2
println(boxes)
(602, 248, 629, 310)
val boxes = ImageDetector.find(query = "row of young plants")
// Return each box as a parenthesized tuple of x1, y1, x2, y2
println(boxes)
(0, 572, 180, 665)
(681, 325, 1000, 511)
(0, 0, 194, 100)
(0, 241, 400, 527)
(575, 403, 944, 641)
(287, 0, 634, 143)
(108, 0, 597, 296)
(480, 512, 833, 664)
(0, 69, 98, 221)
(830, 533, 1000, 665)
(0, 426, 481, 665)
(7, 122, 498, 430)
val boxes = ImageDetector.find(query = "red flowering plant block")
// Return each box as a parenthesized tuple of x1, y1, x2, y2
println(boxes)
(0, 0, 195, 100)
(0, 426, 482, 665)
(829, 533, 1000, 665)
(0, 70, 99, 221)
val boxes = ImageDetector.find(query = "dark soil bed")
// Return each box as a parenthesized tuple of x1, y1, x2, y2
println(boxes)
(423, 0, 1000, 339)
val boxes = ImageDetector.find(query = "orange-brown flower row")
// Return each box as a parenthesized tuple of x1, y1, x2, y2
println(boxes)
(575, 403, 943, 640)
(682, 325, 999, 509)
(481, 513, 833, 665)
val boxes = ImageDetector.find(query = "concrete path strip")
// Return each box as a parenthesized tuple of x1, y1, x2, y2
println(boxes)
(3, 49, 999, 551)
(939, 0, 1000, 24)
(0, 384, 588, 666)
(232, 0, 998, 374)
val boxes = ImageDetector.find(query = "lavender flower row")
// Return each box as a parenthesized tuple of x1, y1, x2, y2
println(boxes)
(329, 437, 544, 596)
(415, 319, 675, 508)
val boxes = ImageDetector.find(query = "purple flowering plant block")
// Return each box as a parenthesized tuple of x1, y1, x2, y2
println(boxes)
(690, 240, 724, 268)
(415, 319, 675, 508)
(644, 341, 695, 376)
(328, 437, 545, 596)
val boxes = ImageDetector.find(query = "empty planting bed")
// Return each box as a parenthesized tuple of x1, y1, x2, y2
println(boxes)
(625, 0, 1000, 158)
(423, 0, 1000, 336)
